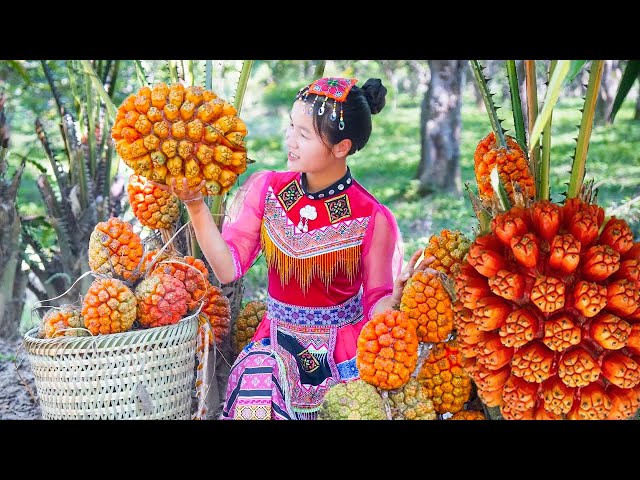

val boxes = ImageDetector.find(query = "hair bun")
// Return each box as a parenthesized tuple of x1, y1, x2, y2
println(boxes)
(361, 78, 387, 114)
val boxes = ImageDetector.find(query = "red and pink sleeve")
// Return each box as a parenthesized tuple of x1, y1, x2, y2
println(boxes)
(221, 170, 273, 281)
(360, 204, 404, 321)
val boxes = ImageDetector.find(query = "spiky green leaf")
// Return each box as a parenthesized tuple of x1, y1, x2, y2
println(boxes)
(524, 60, 540, 194)
(567, 61, 605, 199)
(565, 60, 589, 87)
(79, 60, 117, 123)
(134, 60, 149, 87)
(205, 60, 213, 90)
(470, 60, 507, 148)
(506, 60, 527, 154)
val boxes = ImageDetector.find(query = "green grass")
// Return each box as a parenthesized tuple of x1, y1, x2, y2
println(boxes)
(238, 94, 640, 301)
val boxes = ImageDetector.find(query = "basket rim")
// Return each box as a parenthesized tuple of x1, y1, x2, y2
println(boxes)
(23, 315, 198, 351)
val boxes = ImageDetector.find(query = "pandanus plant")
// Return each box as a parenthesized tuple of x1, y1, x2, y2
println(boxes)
(455, 60, 640, 420)
(18, 61, 126, 318)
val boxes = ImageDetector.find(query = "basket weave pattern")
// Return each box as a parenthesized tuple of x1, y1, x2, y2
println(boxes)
(23, 317, 197, 420)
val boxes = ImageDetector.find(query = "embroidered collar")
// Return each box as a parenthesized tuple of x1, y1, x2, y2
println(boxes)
(300, 167, 353, 200)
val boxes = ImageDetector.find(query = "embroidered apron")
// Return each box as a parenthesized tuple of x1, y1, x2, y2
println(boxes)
(267, 292, 363, 420)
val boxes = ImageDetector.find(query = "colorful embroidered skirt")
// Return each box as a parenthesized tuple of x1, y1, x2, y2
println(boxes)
(220, 292, 364, 420)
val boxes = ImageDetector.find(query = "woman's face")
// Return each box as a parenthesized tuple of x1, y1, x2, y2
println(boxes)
(285, 99, 336, 174)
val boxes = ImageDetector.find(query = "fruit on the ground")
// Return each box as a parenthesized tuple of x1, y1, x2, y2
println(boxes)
(317, 379, 387, 420)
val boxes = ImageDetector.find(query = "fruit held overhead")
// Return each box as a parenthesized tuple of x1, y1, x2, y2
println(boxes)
(112, 82, 249, 196)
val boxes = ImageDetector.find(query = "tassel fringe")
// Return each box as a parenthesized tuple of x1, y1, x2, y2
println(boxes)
(261, 223, 360, 292)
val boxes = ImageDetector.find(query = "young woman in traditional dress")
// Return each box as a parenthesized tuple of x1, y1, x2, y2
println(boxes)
(157, 77, 432, 419)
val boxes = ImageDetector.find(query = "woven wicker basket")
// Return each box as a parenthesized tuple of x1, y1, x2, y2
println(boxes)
(23, 317, 198, 420)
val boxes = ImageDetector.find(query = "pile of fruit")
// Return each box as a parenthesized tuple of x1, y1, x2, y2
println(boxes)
(38, 216, 230, 341)
(318, 229, 487, 420)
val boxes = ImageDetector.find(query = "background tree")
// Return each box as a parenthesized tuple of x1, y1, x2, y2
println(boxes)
(0, 94, 27, 339)
(416, 60, 465, 194)
(595, 59, 622, 125)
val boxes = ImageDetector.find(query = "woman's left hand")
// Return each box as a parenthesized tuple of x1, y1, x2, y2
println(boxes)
(390, 248, 436, 307)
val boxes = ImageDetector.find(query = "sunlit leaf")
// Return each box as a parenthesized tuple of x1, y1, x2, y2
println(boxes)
(528, 60, 571, 154)
(79, 60, 116, 122)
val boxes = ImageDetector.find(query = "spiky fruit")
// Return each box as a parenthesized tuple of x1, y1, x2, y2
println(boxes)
(423, 229, 471, 277)
(473, 132, 535, 205)
(88, 217, 144, 282)
(39, 305, 87, 338)
(356, 310, 419, 390)
(387, 377, 437, 420)
(81, 277, 137, 335)
(140, 248, 170, 275)
(400, 270, 454, 343)
(455, 197, 640, 419)
(198, 284, 231, 346)
(127, 174, 180, 229)
(151, 255, 210, 311)
(417, 339, 473, 414)
(317, 380, 387, 420)
(111, 82, 249, 196)
(135, 273, 190, 328)
(448, 410, 486, 420)
(233, 300, 266, 354)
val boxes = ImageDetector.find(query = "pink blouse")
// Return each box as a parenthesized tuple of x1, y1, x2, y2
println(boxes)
(221, 170, 403, 363)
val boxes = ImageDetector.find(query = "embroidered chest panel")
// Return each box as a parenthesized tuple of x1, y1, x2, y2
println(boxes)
(261, 184, 370, 291)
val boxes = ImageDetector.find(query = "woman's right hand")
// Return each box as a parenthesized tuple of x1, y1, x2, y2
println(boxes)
(151, 177, 207, 204)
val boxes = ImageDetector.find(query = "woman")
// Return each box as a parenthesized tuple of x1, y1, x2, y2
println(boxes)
(158, 77, 431, 419)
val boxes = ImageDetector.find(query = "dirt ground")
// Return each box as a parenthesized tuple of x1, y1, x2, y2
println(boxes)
(0, 337, 41, 420)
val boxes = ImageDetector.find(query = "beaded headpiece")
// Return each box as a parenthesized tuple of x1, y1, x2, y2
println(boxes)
(296, 77, 358, 131)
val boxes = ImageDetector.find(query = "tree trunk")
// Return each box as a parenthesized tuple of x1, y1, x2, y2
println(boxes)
(416, 60, 465, 194)
(596, 60, 621, 125)
(466, 62, 484, 109)
(0, 202, 27, 340)
(0, 94, 27, 340)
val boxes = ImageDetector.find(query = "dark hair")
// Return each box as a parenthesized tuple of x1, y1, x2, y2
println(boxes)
(296, 78, 387, 155)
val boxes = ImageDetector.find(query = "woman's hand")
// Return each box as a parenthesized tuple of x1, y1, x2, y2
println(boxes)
(151, 177, 206, 204)
(390, 248, 436, 307)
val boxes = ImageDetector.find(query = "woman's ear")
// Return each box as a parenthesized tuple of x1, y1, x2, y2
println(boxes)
(332, 138, 352, 157)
